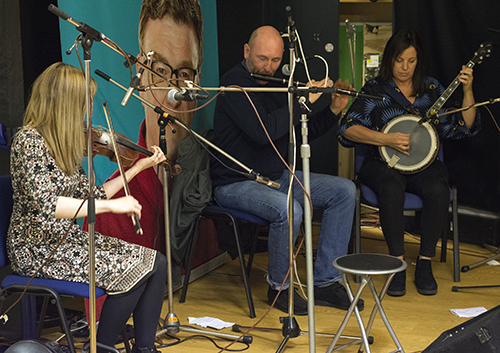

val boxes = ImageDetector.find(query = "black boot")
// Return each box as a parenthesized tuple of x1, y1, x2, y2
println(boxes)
(387, 269, 406, 297)
(414, 258, 437, 295)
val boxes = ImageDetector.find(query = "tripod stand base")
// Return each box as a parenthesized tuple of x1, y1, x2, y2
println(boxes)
(452, 284, 500, 292)
(157, 324, 253, 344)
(461, 244, 500, 273)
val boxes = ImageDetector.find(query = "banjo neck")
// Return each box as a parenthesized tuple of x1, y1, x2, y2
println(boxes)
(426, 42, 492, 118)
(425, 68, 469, 118)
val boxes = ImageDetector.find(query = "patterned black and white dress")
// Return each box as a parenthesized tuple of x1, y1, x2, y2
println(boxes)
(7, 128, 157, 294)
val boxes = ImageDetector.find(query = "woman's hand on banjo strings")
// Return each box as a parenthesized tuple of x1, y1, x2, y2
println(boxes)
(387, 131, 411, 155)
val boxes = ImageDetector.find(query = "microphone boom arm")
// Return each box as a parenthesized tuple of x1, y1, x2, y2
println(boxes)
(435, 97, 500, 117)
(94, 70, 280, 189)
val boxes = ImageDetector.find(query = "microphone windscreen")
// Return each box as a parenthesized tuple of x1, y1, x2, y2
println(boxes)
(281, 65, 291, 76)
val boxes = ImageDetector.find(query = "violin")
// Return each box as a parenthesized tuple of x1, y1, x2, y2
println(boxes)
(84, 124, 182, 175)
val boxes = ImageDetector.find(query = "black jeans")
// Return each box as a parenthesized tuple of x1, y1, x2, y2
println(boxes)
(358, 158, 450, 257)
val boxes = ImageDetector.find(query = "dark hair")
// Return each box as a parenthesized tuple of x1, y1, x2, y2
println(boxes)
(379, 30, 426, 96)
(139, 0, 203, 69)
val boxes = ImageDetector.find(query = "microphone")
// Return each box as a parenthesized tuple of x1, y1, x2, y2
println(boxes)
(167, 89, 208, 104)
(290, 86, 385, 101)
(332, 88, 385, 101)
(282, 64, 292, 76)
(282, 56, 314, 76)
(121, 68, 144, 107)
(48, 4, 105, 42)
(285, 6, 294, 28)
(249, 171, 280, 189)
(251, 73, 307, 86)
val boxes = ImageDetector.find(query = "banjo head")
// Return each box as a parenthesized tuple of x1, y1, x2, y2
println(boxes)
(379, 115, 439, 174)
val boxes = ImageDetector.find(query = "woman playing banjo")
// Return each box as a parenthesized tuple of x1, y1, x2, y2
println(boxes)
(337, 30, 480, 297)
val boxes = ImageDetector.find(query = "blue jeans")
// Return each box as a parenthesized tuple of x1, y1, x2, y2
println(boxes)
(214, 170, 355, 290)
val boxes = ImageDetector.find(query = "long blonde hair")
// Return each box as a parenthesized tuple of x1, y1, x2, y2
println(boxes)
(22, 62, 97, 176)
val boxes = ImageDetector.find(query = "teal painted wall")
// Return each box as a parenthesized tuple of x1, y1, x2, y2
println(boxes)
(57, 1, 218, 184)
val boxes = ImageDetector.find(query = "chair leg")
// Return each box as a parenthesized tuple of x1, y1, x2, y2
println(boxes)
(36, 296, 50, 338)
(354, 185, 362, 283)
(230, 217, 256, 319)
(440, 229, 447, 263)
(452, 186, 460, 282)
(179, 215, 202, 303)
(245, 224, 261, 278)
(38, 287, 78, 353)
(355, 185, 361, 255)
(121, 327, 132, 353)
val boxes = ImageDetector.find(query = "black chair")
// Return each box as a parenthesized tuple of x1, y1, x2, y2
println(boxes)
(353, 144, 460, 282)
(0, 175, 128, 353)
(180, 204, 269, 319)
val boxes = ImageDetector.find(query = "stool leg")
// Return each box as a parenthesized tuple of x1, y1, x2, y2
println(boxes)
(326, 273, 371, 353)
(360, 273, 394, 346)
(362, 276, 405, 353)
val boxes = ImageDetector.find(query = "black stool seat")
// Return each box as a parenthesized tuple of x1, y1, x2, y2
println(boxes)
(335, 253, 407, 276)
(326, 254, 407, 353)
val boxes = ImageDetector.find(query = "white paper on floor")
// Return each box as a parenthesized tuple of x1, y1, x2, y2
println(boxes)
(188, 316, 234, 330)
(450, 307, 487, 318)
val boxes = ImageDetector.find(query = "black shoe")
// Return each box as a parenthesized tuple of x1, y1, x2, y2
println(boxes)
(268, 286, 308, 315)
(387, 269, 406, 297)
(314, 282, 364, 311)
(414, 258, 438, 295)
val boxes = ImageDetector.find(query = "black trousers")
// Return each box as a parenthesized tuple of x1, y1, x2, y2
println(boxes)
(358, 158, 450, 258)
(96, 252, 167, 351)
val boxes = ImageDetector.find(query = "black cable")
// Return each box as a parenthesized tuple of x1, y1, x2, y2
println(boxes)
(157, 330, 250, 351)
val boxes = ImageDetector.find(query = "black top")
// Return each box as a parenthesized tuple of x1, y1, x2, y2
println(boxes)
(211, 60, 339, 188)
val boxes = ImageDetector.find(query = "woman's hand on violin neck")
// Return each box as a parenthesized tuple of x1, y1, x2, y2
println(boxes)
(107, 196, 142, 218)
(102, 146, 166, 199)
(136, 145, 166, 171)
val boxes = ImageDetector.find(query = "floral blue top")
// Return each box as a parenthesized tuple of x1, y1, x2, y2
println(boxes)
(338, 76, 480, 161)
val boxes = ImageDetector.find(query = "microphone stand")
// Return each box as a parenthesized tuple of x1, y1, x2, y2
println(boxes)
(82, 34, 98, 353)
(48, 4, 251, 349)
(152, 105, 256, 344)
(47, 5, 117, 353)
(298, 92, 316, 353)
(94, 69, 256, 344)
(95, 70, 370, 350)
(345, 19, 356, 89)
(155, 116, 252, 345)
(274, 7, 315, 352)
(92, 52, 368, 353)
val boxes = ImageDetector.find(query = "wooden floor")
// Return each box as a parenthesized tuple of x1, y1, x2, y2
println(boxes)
(34, 226, 500, 352)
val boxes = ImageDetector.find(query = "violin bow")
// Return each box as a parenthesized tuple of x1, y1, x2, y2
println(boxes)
(102, 102, 143, 235)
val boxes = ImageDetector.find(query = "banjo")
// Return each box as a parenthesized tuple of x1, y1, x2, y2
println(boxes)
(379, 42, 492, 174)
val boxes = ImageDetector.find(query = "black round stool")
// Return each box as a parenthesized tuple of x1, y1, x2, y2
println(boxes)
(325, 253, 407, 353)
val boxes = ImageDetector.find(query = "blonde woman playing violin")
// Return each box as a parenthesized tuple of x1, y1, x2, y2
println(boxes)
(8, 62, 166, 353)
